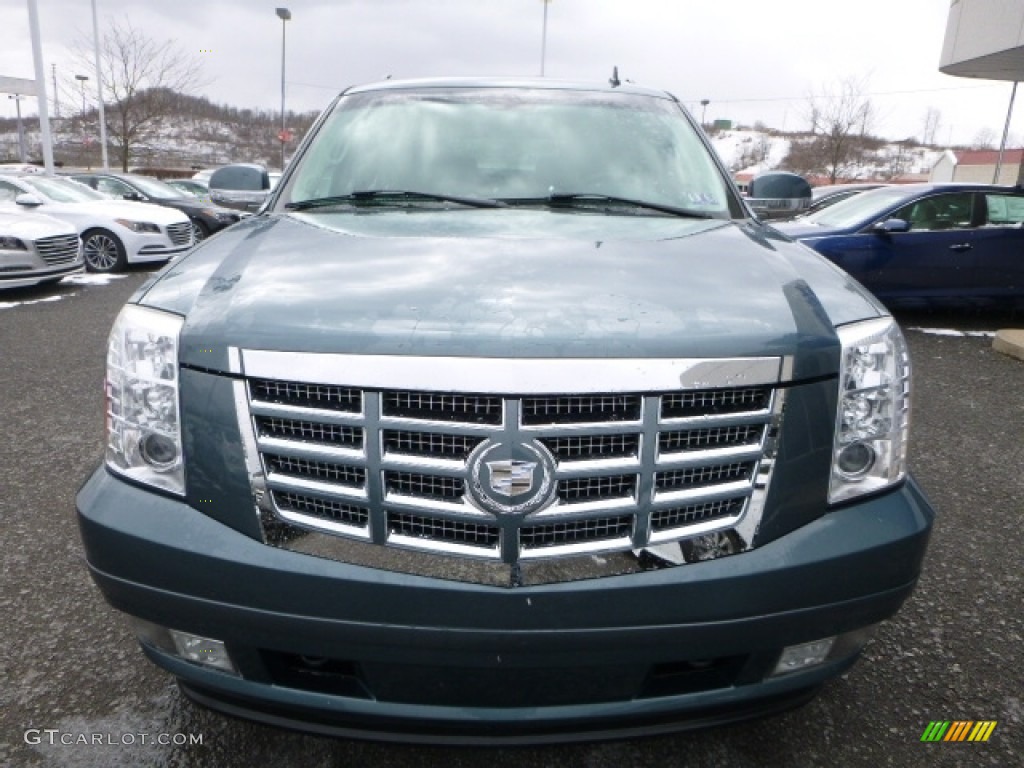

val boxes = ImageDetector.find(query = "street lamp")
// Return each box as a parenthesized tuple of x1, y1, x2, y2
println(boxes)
(75, 74, 89, 119)
(276, 7, 291, 171)
(700, 99, 710, 127)
(540, 0, 552, 76)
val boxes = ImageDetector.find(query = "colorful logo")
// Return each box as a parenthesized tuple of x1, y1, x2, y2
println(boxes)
(920, 721, 997, 742)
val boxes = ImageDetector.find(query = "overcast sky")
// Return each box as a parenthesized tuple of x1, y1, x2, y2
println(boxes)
(1, 0, 1021, 147)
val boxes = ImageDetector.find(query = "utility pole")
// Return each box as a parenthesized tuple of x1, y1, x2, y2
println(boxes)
(540, 0, 551, 76)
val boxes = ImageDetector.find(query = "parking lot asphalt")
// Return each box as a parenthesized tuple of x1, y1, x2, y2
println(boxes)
(1, 269, 1021, 767)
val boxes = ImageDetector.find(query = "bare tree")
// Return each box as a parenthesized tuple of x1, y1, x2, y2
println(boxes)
(971, 127, 997, 150)
(921, 107, 941, 146)
(789, 76, 875, 183)
(71, 19, 207, 170)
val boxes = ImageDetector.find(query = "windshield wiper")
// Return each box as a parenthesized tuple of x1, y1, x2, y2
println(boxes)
(285, 190, 507, 211)
(502, 193, 716, 219)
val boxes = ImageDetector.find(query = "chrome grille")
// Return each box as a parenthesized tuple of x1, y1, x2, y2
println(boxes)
(558, 475, 637, 504)
(655, 462, 756, 492)
(265, 455, 365, 487)
(273, 491, 369, 527)
(251, 379, 361, 411)
(659, 425, 763, 453)
(542, 434, 639, 461)
(523, 395, 641, 425)
(256, 416, 362, 449)
(651, 498, 746, 531)
(661, 387, 771, 418)
(385, 472, 463, 501)
(241, 356, 785, 569)
(384, 391, 502, 424)
(521, 516, 634, 550)
(166, 221, 193, 246)
(388, 512, 499, 548)
(384, 430, 482, 460)
(34, 234, 80, 265)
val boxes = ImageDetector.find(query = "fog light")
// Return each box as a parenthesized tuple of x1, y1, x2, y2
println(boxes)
(169, 630, 237, 673)
(772, 637, 835, 676)
(837, 441, 875, 478)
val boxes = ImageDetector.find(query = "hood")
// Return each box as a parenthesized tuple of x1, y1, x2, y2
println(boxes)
(34, 199, 191, 225)
(139, 210, 885, 381)
(771, 220, 843, 239)
(0, 209, 76, 240)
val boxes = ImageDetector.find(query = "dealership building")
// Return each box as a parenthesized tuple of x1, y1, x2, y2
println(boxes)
(940, 0, 1024, 183)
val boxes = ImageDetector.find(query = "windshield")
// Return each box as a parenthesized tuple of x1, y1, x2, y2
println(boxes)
(127, 175, 188, 198)
(285, 87, 733, 217)
(24, 176, 107, 203)
(805, 187, 918, 228)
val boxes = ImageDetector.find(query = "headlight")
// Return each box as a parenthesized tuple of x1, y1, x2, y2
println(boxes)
(114, 219, 161, 234)
(829, 317, 910, 503)
(105, 305, 185, 495)
(202, 208, 238, 222)
(0, 236, 27, 250)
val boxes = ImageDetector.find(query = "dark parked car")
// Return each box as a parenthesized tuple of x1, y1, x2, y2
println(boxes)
(76, 77, 934, 744)
(775, 182, 1024, 307)
(804, 183, 888, 215)
(70, 171, 243, 241)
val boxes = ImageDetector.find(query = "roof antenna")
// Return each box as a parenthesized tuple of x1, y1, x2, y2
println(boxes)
(609, 66, 620, 88)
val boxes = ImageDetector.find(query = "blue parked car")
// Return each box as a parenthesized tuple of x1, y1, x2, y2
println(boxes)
(774, 183, 1024, 308)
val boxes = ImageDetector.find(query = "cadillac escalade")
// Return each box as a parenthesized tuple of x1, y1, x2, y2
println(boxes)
(76, 78, 935, 743)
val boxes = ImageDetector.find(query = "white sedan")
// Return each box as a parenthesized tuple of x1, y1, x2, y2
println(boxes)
(0, 174, 194, 272)
(0, 209, 83, 290)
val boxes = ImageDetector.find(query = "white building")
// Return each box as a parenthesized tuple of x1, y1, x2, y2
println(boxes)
(940, 0, 1024, 183)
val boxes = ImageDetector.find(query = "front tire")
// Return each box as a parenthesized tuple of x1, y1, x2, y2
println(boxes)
(82, 229, 127, 273)
(191, 219, 209, 243)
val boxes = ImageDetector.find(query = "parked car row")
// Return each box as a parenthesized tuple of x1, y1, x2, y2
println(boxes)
(70, 171, 243, 241)
(0, 168, 251, 290)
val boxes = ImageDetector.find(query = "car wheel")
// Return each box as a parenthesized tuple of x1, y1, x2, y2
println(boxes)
(82, 229, 127, 273)
(191, 220, 209, 242)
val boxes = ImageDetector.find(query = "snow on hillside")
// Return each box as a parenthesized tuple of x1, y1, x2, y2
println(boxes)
(708, 128, 943, 183)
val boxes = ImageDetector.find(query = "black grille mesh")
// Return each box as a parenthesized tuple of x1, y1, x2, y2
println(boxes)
(659, 425, 763, 453)
(265, 455, 365, 487)
(655, 462, 755, 491)
(520, 515, 633, 548)
(256, 416, 362, 449)
(650, 498, 746, 530)
(251, 379, 361, 412)
(273, 491, 369, 527)
(388, 512, 499, 548)
(661, 387, 770, 418)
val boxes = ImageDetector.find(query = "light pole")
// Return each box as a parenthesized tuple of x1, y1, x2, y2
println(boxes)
(75, 74, 89, 119)
(9, 95, 27, 162)
(700, 99, 710, 127)
(276, 7, 291, 171)
(540, 0, 551, 76)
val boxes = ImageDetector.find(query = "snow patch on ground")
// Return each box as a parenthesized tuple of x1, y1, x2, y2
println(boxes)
(0, 294, 67, 310)
(908, 327, 996, 338)
(60, 274, 127, 286)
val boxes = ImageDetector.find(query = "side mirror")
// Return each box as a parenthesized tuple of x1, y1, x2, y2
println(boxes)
(209, 164, 272, 212)
(872, 219, 910, 234)
(746, 171, 812, 220)
(15, 193, 43, 207)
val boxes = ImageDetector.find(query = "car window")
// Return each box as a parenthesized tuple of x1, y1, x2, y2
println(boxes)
(891, 193, 974, 232)
(95, 177, 137, 198)
(24, 176, 106, 203)
(984, 193, 1024, 227)
(288, 88, 732, 215)
(0, 180, 21, 202)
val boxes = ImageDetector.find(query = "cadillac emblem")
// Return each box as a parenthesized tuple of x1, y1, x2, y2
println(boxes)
(466, 439, 557, 515)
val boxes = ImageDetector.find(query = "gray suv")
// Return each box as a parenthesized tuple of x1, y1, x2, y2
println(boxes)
(76, 78, 934, 744)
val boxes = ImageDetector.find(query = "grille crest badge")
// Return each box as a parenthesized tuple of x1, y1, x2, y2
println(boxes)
(467, 440, 557, 516)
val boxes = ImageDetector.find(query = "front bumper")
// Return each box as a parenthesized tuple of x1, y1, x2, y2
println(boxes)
(77, 468, 933, 743)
